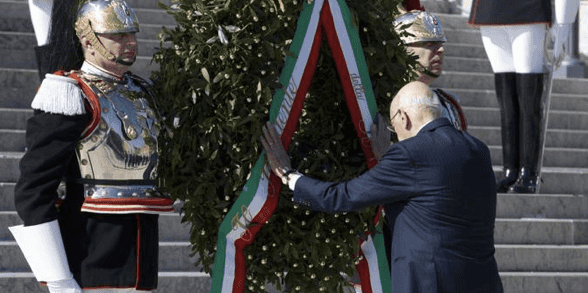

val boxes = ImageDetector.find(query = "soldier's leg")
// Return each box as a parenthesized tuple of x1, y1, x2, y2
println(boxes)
(480, 26, 520, 192)
(507, 24, 547, 194)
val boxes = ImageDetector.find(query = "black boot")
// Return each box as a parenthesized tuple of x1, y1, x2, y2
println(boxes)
(509, 73, 545, 194)
(34, 44, 53, 82)
(494, 73, 520, 192)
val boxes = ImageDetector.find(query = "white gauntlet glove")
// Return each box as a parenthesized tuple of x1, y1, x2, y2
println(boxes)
(46, 278, 82, 293)
(9, 220, 79, 291)
(551, 0, 579, 60)
(550, 23, 572, 61)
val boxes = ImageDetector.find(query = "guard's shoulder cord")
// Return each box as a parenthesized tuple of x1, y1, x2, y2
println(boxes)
(434, 88, 467, 131)
(54, 70, 102, 138)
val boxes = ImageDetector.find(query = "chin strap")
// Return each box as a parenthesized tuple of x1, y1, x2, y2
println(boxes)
(76, 20, 135, 66)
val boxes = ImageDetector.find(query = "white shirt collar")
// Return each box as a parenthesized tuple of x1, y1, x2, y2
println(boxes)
(81, 61, 121, 80)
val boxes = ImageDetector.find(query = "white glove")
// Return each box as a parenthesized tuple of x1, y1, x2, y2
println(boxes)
(551, 23, 572, 60)
(46, 278, 82, 293)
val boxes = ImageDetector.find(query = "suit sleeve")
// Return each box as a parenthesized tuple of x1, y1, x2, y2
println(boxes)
(293, 144, 417, 213)
(14, 110, 88, 226)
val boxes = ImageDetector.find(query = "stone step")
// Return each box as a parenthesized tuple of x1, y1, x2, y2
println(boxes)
(0, 272, 212, 293)
(433, 71, 588, 95)
(0, 183, 13, 210)
(0, 129, 25, 152)
(443, 43, 487, 59)
(471, 126, 588, 149)
(0, 108, 32, 129)
(422, 0, 462, 15)
(499, 272, 588, 293)
(463, 107, 588, 130)
(0, 152, 21, 182)
(496, 244, 588, 272)
(0, 241, 199, 272)
(444, 28, 483, 45)
(443, 56, 492, 73)
(493, 166, 588, 195)
(494, 219, 588, 245)
(451, 88, 588, 112)
(496, 193, 588, 219)
(0, 211, 190, 242)
(436, 12, 474, 30)
(0, 1, 175, 32)
(489, 146, 588, 169)
(129, 56, 160, 81)
(0, 1, 34, 33)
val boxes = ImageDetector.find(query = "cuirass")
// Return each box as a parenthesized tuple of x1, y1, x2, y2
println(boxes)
(76, 73, 159, 181)
(70, 71, 172, 214)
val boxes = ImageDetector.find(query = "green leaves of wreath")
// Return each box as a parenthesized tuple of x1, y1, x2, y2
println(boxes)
(152, 0, 417, 292)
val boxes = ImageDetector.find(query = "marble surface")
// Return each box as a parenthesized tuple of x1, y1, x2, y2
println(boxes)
(497, 194, 588, 219)
(0, 182, 16, 211)
(0, 242, 200, 272)
(495, 245, 588, 271)
(501, 272, 588, 293)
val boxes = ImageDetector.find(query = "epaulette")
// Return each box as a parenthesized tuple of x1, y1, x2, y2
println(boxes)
(31, 73, 85, 115)
(126, 72, 156, 98)
(434, 88, 461, 103)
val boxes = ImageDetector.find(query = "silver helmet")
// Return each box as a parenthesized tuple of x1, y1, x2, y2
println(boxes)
(394, 11, 446, 44)
(75, 0, 139, 65)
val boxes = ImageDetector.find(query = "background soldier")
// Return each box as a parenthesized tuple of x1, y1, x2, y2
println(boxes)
(394, 9, 468, 132)
(469, 0, 579, 193)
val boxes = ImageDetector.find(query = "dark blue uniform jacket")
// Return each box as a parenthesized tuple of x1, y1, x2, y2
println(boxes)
(294, 118, 504, 292)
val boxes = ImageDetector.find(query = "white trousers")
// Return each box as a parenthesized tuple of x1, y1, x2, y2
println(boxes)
(480, 24, 547, 74)
(28, 0, 53, 46)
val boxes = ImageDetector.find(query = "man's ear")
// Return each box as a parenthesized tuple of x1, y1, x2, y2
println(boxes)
(403, 111, 412, 131)
(79, 35, 93, 54)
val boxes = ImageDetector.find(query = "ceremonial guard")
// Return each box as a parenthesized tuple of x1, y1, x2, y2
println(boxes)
(10, 0, 173, 292)
(394, 9, 468, 131)
(469, 0, 579, 193)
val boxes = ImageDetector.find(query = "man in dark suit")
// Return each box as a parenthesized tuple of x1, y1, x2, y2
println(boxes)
(262, 81, 503, 292)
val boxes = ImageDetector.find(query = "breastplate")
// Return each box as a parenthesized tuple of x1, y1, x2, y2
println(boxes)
(77, 75, 159, 181)
(74, 72, 173, 214)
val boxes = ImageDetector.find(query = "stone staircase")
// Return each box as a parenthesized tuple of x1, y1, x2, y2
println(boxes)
(426, 6, 588, 292)
(0, 0, 211, 292)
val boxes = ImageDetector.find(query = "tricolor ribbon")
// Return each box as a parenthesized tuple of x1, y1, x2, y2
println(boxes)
(212, 1, 391, 292)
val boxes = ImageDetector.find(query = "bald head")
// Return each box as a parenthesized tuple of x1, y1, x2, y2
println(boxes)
(389, 81, 442, 140)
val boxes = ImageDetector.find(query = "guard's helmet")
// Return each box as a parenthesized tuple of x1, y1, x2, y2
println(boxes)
(76, 0, 139, 36)
(75, 0, 139, 65)
(394, 11, 446, 44)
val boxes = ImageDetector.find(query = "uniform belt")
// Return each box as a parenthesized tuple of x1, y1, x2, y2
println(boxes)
(66, 178, 156, 186)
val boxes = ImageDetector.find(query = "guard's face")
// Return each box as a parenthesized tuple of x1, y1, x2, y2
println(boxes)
(94, 32, 138, 70)
(407, 41, 444, 79)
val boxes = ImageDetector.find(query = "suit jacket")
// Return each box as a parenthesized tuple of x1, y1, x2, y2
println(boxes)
(468, 0, 551, 26)
(294, 118, 503, 292)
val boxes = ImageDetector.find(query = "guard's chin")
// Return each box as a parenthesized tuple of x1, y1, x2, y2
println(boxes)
(422, 68, 441, 78)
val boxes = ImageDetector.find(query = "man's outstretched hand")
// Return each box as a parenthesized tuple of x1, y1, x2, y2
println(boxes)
(370, 113, 391, 161)
(261, 122, 292, 182)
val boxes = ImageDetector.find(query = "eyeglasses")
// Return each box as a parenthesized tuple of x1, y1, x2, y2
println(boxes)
(387, 109, 401, 135)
